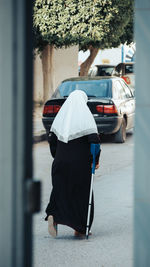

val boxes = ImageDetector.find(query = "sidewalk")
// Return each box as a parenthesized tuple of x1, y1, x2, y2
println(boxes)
(33, 104, 47, 143)
(33, 140, 134, 267)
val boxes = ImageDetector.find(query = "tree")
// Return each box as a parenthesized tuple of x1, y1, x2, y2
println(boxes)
(33, 0, 134, 75)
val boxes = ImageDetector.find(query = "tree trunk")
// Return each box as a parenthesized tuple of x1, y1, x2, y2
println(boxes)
(42, 45, 54, 103)
(80, 46, 99, 76)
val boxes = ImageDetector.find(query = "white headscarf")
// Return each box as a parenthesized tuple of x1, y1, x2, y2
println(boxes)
(50, 90, 98, 143)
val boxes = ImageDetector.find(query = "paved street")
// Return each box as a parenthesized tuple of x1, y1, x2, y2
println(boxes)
(33, 133, 134, 267)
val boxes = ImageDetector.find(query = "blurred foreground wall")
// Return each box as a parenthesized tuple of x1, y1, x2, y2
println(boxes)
(134, 1, 150, 266)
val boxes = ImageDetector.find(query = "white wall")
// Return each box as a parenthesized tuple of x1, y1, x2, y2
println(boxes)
(53, 46, 78, 90)
(33, 53, 44, 103)
(33, 45, 78, 103)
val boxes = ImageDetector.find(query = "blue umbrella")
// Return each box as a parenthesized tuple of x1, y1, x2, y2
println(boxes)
(86, 143, 101, 239)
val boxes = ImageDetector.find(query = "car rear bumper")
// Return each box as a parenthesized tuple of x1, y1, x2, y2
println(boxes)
(94, 115, 122, 134)
(42, 115, 122, 135)
(42, 117, 55, 134)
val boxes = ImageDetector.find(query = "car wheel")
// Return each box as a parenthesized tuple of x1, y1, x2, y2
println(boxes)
(114, 118, 126, 143)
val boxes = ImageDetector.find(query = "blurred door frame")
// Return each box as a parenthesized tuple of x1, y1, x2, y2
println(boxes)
(0, 1, 40, 267)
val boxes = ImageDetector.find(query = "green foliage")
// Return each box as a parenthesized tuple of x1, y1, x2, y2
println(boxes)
(33, 0, 134, 51)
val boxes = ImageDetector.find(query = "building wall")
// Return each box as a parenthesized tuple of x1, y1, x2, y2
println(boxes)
(53, 46, 78, 91)
(33, 53, 44, 104)
(33, 45, 78, 104)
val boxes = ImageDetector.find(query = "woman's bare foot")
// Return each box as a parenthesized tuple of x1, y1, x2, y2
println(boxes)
(74, 231, 85, 238)
(74, 230, 92, 237)
(48, 215, 57, 237)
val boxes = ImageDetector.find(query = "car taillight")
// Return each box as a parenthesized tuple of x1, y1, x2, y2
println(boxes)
(122, 76, 131, 85)
(43, 105, 53, 114)
(43, 105, 61, 114)
(96, 105, 103, 113)
(104, 105, 118, 114)
(54, 105, 61, 113)
(96, 105, 118, 114)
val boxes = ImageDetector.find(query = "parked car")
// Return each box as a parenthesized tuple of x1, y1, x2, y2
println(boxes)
(42, 76, 135, 143)
(88, 64, 115, 77)
(112, 62, 135, 92)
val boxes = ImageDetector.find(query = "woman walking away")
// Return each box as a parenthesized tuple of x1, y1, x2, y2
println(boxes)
(45, 90, 101, 238)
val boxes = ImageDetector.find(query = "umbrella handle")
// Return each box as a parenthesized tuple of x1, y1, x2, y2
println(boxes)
(86, 143, 100, 238)
(86, 173, 94, 239)
(91, 143, 100, 174)
(92, 155, 96, 174)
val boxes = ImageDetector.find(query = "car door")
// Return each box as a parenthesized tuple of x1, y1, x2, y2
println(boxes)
(113, 80, 127, 116)
(120, 80, 135, 129)
(113, 80, 134, 129)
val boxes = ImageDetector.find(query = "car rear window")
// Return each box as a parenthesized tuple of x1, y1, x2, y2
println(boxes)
(58, 80, 112, 98)
(125, 64, 133, 74)
(97, 66, 114, 76)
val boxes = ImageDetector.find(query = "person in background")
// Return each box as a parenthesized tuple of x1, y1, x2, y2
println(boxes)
(45, 90, 101, 238)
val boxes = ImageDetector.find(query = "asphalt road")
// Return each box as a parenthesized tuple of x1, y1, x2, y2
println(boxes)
(33, 133, 134, 267)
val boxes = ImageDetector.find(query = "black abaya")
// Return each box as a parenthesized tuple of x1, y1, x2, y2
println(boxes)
(45, 133, 100, 234)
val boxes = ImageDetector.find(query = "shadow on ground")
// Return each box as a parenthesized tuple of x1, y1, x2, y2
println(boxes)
(100, 130, 134, 144)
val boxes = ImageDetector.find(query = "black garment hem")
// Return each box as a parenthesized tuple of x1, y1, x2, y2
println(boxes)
(45, 217, 91, 235)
